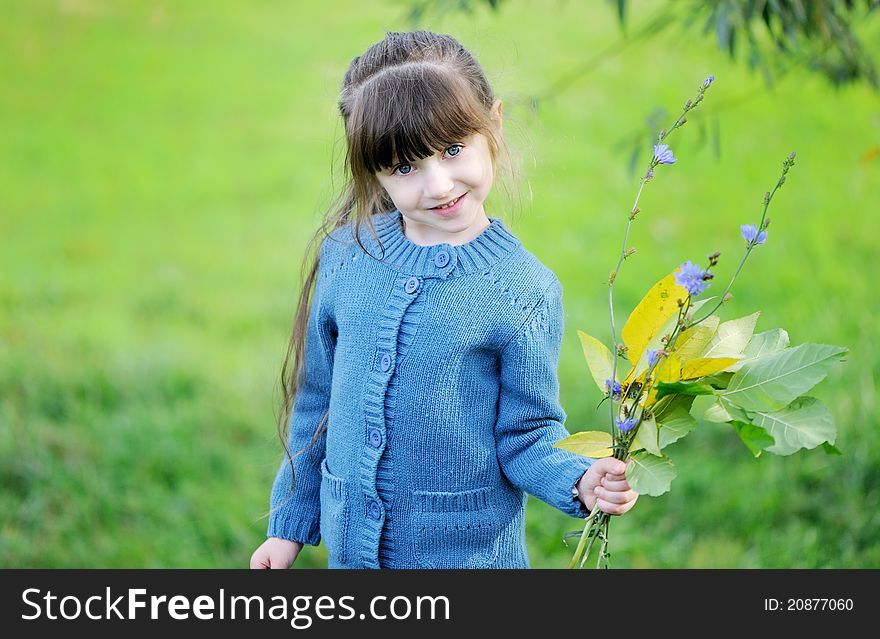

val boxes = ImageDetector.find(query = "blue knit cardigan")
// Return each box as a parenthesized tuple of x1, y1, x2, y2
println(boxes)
(268, 209, 593, 568)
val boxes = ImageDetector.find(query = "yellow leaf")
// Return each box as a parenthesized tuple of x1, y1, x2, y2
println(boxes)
(577, 330, 616, 392)
(681, 357, 740, 379)
(622, 273, 689, 380)
(673, 316, 720, 362)
(553, 430, 613, 458)
(644, 354, 681, 406)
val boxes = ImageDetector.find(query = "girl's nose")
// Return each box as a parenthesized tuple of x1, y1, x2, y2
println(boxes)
(423, 165, 454, 199)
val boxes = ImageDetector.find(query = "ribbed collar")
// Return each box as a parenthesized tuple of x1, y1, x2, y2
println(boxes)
(365, 209, 521, 278)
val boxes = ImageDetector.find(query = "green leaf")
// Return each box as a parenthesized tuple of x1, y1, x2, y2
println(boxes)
(731, 421, 775, 457)
(700, 396, 751, 423)
(577, 330, 616, 393)
(744, 328, 790, 359)
(653, 394, 697, 448)
(655, 380, 715, 401)
(721, 343, 848, 411)
(553, 430, 614, 458)
(751, 396, 837, 455)
(626, 451, 676, 497)
(726, 328, 791, 373)
(702, 311, 761, 359)
(631, 415, 661, 456)
(822, 442, 843, 456)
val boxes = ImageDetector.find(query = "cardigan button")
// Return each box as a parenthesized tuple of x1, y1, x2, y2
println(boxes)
(368, 428, 382, 448)
(380, 353, 391, 372)
(434, 251, 449, 268)
(368, 499, 382, 520)
(404, 276, 420, 294)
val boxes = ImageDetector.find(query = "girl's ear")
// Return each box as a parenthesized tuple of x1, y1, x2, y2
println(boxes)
(491, 98, 503, 131)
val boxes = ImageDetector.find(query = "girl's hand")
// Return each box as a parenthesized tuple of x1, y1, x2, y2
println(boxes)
(249, 537, 303, 569)
(576, 458, 639, 516)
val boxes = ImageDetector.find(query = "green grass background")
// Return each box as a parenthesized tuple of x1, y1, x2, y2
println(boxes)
(2, 0, 878, 568)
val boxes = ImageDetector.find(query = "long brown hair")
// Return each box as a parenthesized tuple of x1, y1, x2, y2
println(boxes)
(274, 30, 524, 495)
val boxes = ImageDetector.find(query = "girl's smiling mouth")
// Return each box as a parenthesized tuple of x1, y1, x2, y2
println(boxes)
(429, 192, 467, 215)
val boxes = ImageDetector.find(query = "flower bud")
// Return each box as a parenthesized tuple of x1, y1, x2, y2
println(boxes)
(723, 292, 733, 302)
(629, 207, 640, 220)
(685, 98, 693, 109)
(761, 217, 770, 230)
(660, 128, 667, 138)
(763, 191, 771, 205)
(609, 270, 617, 284)
(678, 116, 688, 126)
(624, 247, 637, 259)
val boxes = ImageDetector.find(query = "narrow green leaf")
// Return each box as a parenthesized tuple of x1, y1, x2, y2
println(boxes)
(626, 451, 676, 497)
(722, 343, 848, 411)
(731, 421, 775, 457)
(655, 380, 715, 401)
(751, 396, 837, 455)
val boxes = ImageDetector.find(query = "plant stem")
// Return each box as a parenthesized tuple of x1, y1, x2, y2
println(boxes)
(567, 504, 604, 569)
(687, 155, 794, 327)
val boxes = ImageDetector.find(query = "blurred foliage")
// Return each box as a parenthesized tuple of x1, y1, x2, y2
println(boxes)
(408, 0, 880, 91)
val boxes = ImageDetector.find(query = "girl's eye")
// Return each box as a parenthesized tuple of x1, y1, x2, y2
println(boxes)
(391, 144, 463, 176)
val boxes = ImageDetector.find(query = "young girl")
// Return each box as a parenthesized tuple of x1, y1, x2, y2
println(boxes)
(250, 30, 638, 570)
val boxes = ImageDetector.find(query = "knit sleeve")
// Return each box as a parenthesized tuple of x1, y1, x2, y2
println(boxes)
(267, 240, 337, 545)
(495, 276, 594, 519)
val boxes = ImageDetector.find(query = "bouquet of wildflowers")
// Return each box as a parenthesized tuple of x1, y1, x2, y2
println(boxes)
(555, 75, 848, 569)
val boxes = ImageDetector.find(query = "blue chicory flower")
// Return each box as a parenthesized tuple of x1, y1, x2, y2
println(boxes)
(605, 378, 622, 400)
(674, 260, 711, 296)
(646, 349, 660, 367)
(616, 416, 638, 433)
(653, 144, 677, 165)
(740, 223, 768, 245)
(702, 75, 715, 90)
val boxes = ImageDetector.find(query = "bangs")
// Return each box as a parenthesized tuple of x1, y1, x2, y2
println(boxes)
(349, 64, 487, 175)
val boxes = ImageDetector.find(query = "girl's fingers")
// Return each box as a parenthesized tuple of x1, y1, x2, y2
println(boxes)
(600, 478, 630, 492)
(594, 487, 637, 505)
(596, 498, 633, 516)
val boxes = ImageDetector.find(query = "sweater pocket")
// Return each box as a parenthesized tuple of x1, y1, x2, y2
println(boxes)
(411, 486, 500, 569)
(319, 458, 348, 566)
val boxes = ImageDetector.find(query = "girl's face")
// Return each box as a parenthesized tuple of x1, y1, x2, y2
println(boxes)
(374, 101, 501, 247)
